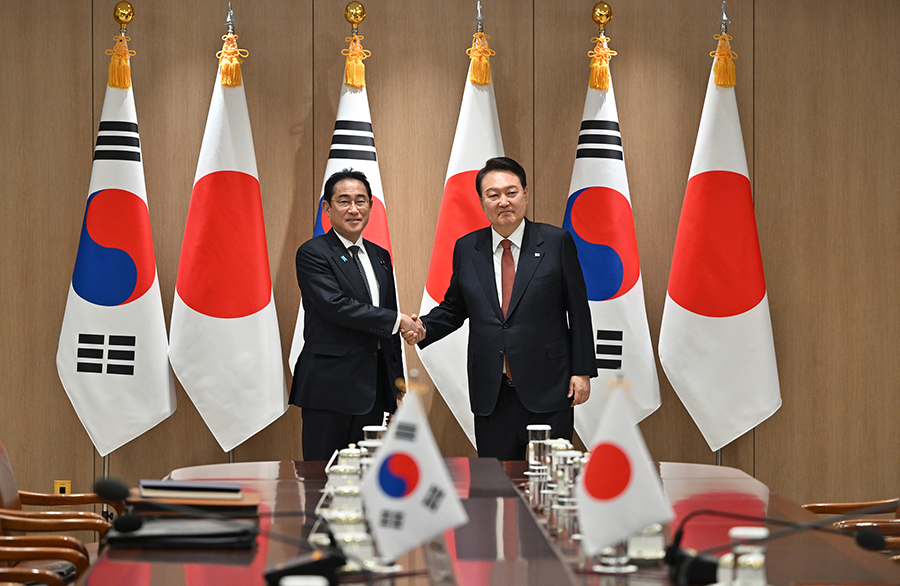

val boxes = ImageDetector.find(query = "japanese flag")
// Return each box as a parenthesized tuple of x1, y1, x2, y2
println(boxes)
(575, 388, 673, 555)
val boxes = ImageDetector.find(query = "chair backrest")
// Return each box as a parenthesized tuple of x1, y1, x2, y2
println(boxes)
(0, 440, 22, 511)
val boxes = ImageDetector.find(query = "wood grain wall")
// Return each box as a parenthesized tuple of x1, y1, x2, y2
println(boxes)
(1, 0, 897, 514)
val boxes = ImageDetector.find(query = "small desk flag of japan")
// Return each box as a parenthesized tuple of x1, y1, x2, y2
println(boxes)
(360, 392, 469, 562)
(575, 388, 673, 555)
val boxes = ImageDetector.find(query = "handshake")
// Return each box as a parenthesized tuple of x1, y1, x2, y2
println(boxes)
(399, 313, 427, 345)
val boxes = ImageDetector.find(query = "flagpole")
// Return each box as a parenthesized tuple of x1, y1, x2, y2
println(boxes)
(102, 454, 111, 521)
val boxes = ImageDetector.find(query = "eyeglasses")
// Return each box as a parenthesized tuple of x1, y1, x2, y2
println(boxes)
(331, 198, 370, 210)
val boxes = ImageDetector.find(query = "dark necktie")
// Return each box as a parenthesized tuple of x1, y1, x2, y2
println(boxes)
(501, 239, 514, 379)
(348, 245, 372, 303)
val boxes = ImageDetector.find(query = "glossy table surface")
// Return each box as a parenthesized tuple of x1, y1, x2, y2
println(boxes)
(76, 459, 900, 586)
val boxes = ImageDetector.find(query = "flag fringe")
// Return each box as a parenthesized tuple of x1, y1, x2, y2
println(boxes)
(105, 34, 135, 89)
(343, 34, 371, 88)
(711, 33, 737, 87)
(588, 35, 616, 91)
(467, 32, 495, 86)
(217, 33, 249, 87)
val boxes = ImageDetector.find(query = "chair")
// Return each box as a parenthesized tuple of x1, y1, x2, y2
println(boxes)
(0, 440, 124, 521)
(0, 518, 89, 584)
(0, 568, 67, 586)
(803, 497, 900, 564)
(0, 439, 125, 581)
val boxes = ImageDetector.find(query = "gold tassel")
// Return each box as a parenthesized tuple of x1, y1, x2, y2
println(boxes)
(105, 34, 135, 89)
(711, 32, 737, 88)
(467, 32, 495, 86)
(217, 33, 249, 87)
(342, 34, 371, 88)
(588, 34, 616, 91)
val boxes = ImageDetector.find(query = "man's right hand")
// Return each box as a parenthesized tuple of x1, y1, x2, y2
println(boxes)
(400, 313, 426, 345)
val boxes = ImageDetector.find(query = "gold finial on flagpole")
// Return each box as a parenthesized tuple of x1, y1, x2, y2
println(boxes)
(345, 1, 366, 34)
(113, 1, 134, 31)
(592, 2, 612, 34)
(107, 2, 135, 89)
(588, 3, 615, 90)
(342, 2, 369, 88)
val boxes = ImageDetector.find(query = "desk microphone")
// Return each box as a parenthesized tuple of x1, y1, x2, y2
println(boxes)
(665, 501, 896, 585)
(95, 477, 355, 586)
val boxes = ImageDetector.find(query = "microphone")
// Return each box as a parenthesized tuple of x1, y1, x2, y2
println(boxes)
(95, 477, 352, 586)
(666, 501, 896, 585)
(94, 477, 131, 502)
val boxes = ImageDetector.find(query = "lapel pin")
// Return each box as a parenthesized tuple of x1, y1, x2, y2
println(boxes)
(340, 255, 348, 262)
(535, 252, 541, 257)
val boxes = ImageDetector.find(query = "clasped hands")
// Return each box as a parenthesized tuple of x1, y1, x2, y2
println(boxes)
(399, 313, 426, 345)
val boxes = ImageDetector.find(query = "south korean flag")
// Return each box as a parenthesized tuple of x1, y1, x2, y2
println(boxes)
(360, 392, 469, 561)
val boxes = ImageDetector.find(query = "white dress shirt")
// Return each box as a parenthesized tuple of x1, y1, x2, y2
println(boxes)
(334, 232, 401, 335)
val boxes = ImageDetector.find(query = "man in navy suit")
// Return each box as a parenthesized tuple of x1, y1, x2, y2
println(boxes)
(290, 169, 424, 461)
(416, 157, 596, 460)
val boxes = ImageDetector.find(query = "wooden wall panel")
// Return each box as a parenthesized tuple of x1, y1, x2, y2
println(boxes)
(1, 0, 897, 509)
(753, 0, 900, 503)
(0, 1, 95, 495)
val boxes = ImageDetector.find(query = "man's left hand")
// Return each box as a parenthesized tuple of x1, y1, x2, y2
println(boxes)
(568, 375, 591, 406)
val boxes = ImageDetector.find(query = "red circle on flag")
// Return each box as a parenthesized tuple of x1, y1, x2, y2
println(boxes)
(425, 170, 491, 302)
(584, 442, 632, 500)
(176, 170, 272, 318)
(569, 186, 640, 299)
(667, 170, 766, 317)
(85, 189, 156, 304)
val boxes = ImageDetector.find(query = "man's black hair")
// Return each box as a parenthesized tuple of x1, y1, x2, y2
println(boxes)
(475, 157, 527, 198)
(322, 168, 373, 203)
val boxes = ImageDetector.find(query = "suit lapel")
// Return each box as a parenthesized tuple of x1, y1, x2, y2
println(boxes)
(326, 230, 370, 303)
(472, 228, 504, 321)
(507, 220, 543, 318)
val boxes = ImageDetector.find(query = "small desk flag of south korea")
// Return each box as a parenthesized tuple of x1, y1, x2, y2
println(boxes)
(360, 392, 469, 561)
(575, 388, 673, 555)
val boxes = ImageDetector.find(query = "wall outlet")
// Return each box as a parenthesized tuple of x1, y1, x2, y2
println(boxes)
(54, 480, 72, 495)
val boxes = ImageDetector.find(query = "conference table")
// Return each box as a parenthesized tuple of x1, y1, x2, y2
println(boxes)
(77, 458, 900, 585)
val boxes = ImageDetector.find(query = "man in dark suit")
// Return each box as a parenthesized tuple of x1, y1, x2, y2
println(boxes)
(415, 157, 596, 460)
(290, 169, 424, 461)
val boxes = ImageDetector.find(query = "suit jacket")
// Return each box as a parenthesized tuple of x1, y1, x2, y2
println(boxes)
(419, 220, 596, 416)
(289, 229, 402, 415)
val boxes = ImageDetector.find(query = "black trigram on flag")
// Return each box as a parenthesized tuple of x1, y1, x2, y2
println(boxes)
(596, 329, 623, 370)
(379, 509, 404, 529)
(394, 422, 417, 442)
(329, 120, 376, 162)
(575, 120, 623, 161)
(421, 485, 445, 512)
(76, 334, 136, 376)
(94, 121, 141, 162)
